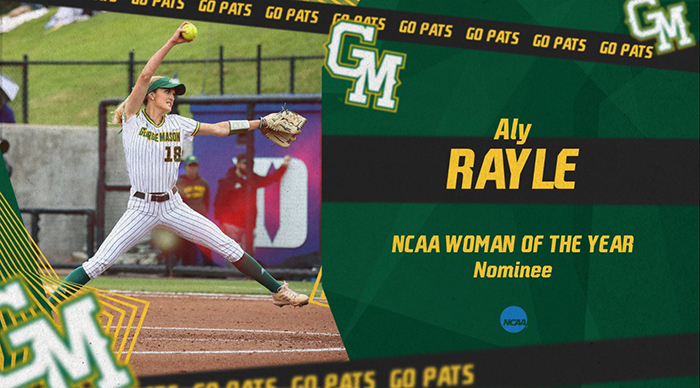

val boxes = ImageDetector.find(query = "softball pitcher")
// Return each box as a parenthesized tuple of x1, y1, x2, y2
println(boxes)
(51, 22, 308, 307)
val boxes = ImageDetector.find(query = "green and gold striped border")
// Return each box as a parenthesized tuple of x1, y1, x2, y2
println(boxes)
(0, 191, 149, 366)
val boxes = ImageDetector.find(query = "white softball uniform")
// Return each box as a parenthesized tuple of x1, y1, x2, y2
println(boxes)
(82, 109, 244, 279)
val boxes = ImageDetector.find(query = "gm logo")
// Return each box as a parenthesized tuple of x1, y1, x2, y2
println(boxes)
(0, 278, 135, 388)
(624, 0, 696, 54)
(501, 306, 528, 333)
(324, 21, 406, 112)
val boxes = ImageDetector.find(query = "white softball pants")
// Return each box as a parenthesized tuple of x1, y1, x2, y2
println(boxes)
(82, 192, 244, 279)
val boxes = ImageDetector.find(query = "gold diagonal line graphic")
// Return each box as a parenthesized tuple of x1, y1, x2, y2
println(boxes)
(0, 311, 8, 331)
(0, 223, 37, 276)
(9, 218, 57, 280)
(0, 247, 52, 318)
(61, 284, 151, 360)
(3, 275, 149, 365)
(0, 192, 150, 364)
(0, 192, 57, 280)
(309, 266, 329, 307)
(105, 302, 127, 354)
(124, 301, 149, 364)
(0, 208, 150, 365)
(0, 193, 58, 280)
(0, 224, 42, 283)
(102, 312, 115, 335)
(0, 198, 44, 272)
(43, 279, 152, 363)
(0, 213, 56, 315)
(117, 312, 135, 361)
(83, 288, 151, 362)
(118, 301, 142, 361)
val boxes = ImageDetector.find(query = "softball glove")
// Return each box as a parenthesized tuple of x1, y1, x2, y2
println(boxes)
(260, 106, 307, 148)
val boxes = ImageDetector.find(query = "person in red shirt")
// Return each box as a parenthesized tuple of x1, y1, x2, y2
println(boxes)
(1, 74, 18, 124)
(214, 154, 290, 255)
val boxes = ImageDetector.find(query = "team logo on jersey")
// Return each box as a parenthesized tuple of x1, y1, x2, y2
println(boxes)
(324, 21, 406, 112)
(139, 127, 181, 142)
(0, 278, 136, 388)
(624, 0, 696, 54)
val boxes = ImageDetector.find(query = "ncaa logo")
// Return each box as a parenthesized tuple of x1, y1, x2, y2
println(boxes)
(624, 0, 696, 54)
(324, 21, 406, 112)
(501, 306, 528, 333)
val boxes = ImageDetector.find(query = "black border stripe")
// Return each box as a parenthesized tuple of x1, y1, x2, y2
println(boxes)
(138, 333, 699, 387)
(32, 0, 698, 72)
(322, 136, 700, 206)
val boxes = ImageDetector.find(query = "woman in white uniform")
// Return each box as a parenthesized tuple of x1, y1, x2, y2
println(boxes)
(52, 22, 308, 308)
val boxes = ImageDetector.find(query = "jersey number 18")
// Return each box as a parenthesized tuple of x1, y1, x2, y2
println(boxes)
(164, 145, 182, 162)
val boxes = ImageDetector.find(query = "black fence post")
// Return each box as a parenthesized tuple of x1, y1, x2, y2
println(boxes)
(289, 56, 295, 94)
(219, 45, 224, 95)
(244, 102, 256, 254)
(29, 212, 40, 244)
(22, 55, 28, 123)
(21, 208, 98, 259)
(256, 45, 261, 94)
(128, 51, 135, 94)
(86, 210, 95, 257)
(96, 102, 108, 245)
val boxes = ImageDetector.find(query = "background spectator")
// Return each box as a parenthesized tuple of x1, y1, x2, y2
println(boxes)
(1, 3, 47, 34)
(0, 74, 19, 124)
(176, 155, 215, 266)
(214, 154, 290, 256)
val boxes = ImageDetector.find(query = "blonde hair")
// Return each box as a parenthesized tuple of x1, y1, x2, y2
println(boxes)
(112, 76, 167, 124)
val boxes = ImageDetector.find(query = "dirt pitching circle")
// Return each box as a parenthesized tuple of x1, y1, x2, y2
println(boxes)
(114, 291, 347, 376)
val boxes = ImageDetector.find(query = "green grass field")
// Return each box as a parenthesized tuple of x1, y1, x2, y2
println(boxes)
(88, 275, 319, 295)
(1, 8, 325, 126)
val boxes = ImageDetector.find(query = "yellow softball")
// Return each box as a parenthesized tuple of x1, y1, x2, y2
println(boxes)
(181, 22, 198, 41)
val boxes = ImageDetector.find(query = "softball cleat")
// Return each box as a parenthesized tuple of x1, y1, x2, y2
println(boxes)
(272, 282, 309, 307)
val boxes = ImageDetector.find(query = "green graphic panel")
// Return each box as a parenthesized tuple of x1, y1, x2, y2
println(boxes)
(323, 47, 698, 139)
(324, 204, 698, 358)
(0, 156, 20, 218)
(321, 0, 699, 385)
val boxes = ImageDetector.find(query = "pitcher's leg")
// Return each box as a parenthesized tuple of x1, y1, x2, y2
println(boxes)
(160, 199, 308, 305)
(83, 208, 159, 279)
(162, 208, 279, 291)
(50, 207, 157, 305)
(161, 197, 245, 263)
